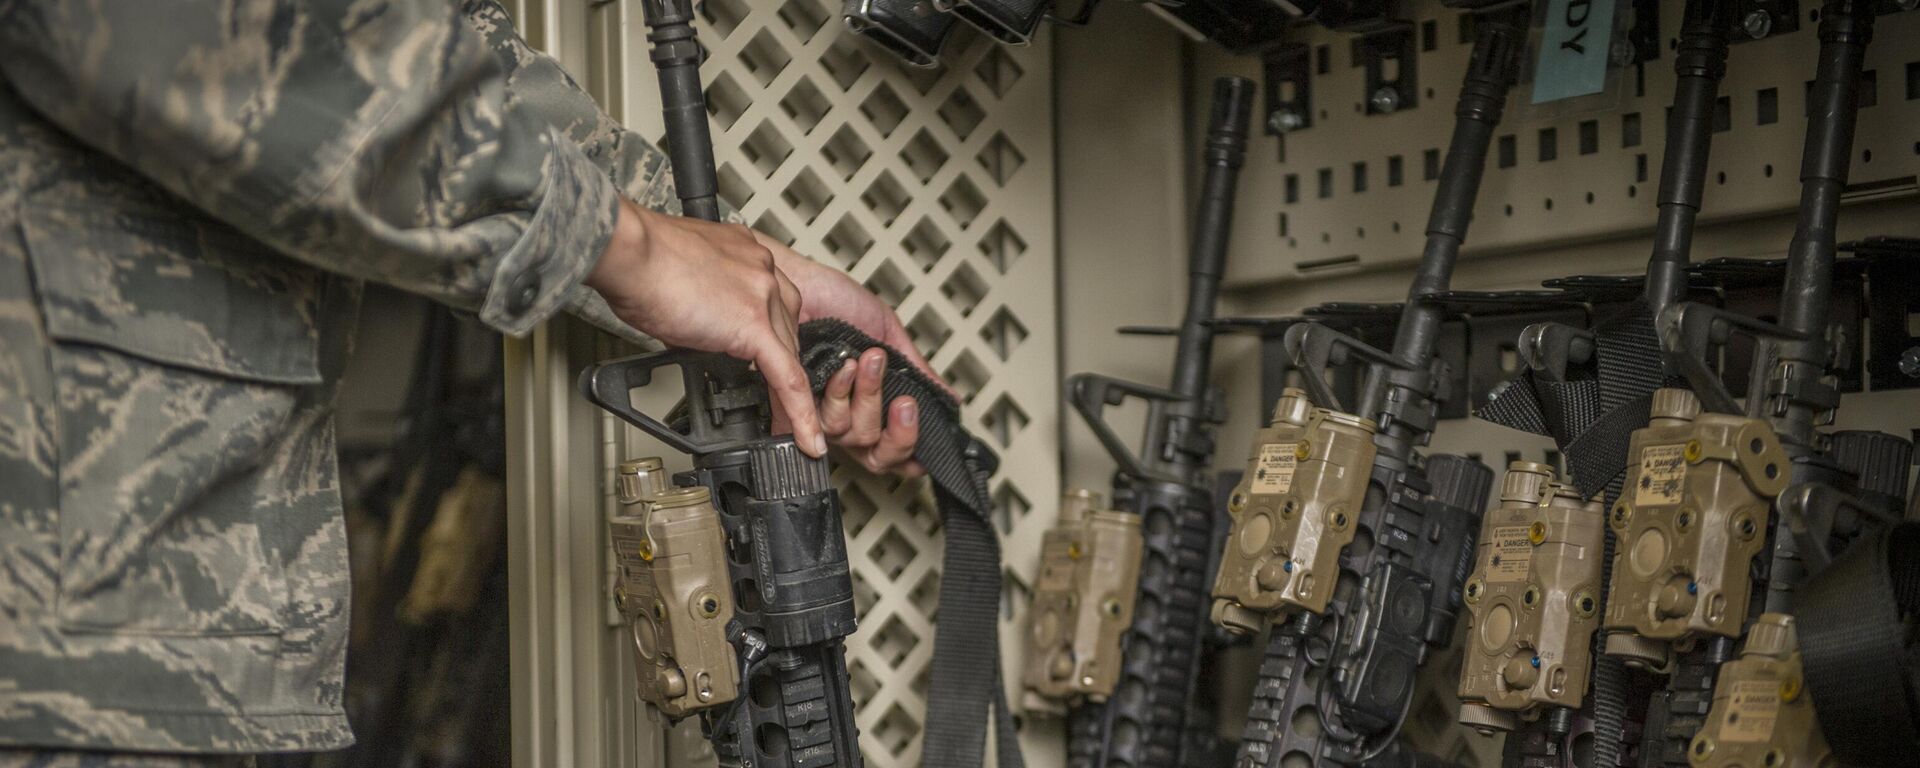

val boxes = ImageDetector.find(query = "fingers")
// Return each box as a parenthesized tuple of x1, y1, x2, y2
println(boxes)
(867, 397, 918, 471)
(753, 334, 826, 458)
(844, 348, 886, 447)
(839, 397, 922, 477)
(882, 321, 957, 400)
(820, 361, 856, 437)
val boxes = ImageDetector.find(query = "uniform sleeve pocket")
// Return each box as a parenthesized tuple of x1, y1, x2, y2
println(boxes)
(23, 201, 328, 636)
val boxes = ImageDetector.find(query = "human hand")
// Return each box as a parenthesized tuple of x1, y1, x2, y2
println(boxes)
(758, 234, 952, 477)
(585, 199, 825, 457)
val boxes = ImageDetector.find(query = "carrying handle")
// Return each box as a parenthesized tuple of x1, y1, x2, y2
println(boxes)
(1777, 482, 1901, 577)
(579, 350, 762, 456)
(1282, 322, 1403, 413)
(1068, 372, 1184, 484)
(1658, 301, 1809, 416)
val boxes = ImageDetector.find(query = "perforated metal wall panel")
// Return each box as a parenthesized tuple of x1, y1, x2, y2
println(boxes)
(1192, 4, 1920, 288)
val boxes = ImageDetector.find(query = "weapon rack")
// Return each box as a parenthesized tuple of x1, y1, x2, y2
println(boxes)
(496, 0, 1920, 766)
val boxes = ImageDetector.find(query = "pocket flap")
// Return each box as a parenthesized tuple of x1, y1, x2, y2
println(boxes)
(22, 201, 323, 385)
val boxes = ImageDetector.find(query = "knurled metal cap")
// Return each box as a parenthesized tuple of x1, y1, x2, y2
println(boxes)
(1059, 488, 1102, 522)
(1458, 702, 1517, 733)
(1604, 631, 1673, 672)
(1741, 612, 1798, 659)
(1272, 387, 1313, 426)
(1500, 461, 1556, 504)
(620, 457, 665, 473)
(1322, 410, 1378, 432)
(649, 485, 712, 510)
(1651, 388, 1702, 422)
(617, 457, 669, 504)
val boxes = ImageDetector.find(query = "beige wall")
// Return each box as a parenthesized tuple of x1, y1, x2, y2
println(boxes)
(1054, 4, 1199, 492)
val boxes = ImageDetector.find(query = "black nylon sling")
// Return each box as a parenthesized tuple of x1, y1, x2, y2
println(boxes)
(1478, 302, 1666, 497)
(1793, 521, 1920, 764)
(798, 319, 1025, 768)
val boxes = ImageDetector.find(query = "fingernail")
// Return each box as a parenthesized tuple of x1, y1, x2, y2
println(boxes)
(812, 434, 829, 456)
(836, 360, 855, 381)
(900, 401, 917, 426)
(866, 352, 884, 375)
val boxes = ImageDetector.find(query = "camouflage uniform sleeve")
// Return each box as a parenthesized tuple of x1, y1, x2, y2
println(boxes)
(0, 0, 621, 337)
(464, 0, 742, 347)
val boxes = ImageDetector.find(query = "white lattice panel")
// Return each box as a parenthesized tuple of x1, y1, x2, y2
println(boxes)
(584, 4, 1061, 766)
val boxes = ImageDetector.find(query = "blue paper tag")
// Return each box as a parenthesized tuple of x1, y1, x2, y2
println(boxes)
(1530, 0, 1616, 104)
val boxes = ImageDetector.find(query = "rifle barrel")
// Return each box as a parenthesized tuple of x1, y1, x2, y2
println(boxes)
(1646, 0, 1733, 320)
(1359, 8, 1522, 422)
(643, 0, 722, 222)
(1773, 0, 1873, 445)
(1170, 77, 1254, 401)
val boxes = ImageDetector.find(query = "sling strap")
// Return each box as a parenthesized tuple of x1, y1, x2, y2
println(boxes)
(1793, 521, 1920, 763)
(1478, 301, 1666, 497)
(798, 319, 1024, 768)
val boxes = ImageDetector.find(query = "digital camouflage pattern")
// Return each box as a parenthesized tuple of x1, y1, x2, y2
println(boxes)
(0, 749, 254, 768)
(0, 0, 689, 753)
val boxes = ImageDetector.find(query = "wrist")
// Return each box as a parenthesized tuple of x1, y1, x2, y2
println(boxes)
(768, 244, 823, 283)
(587, 199, 652, 294)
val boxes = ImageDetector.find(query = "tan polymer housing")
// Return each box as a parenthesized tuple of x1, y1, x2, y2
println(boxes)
(1211, 387, 1378, 634)
(1603, 389, 1792, 670)
(610, 458, 741, 718)
(1021, 489, 1145, 713)
(1689, 613, 1833, 768)
(1457, 462, 1606, 733)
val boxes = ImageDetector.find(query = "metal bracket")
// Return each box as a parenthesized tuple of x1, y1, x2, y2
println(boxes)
(1847, 238, 1920, 390)
(1353, 23, 1418, 116)
(1627, 0, 1665, 63)
(1261, 43, 1315, 137)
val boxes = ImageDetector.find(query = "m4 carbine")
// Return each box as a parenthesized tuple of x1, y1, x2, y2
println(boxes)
(1472, 2, 1737, 765)
(1020, 75, 1252, 768)
(579, 1, 861, 765)
(1646, 3, 1917, 766)
(1210, 6, 1524, 766)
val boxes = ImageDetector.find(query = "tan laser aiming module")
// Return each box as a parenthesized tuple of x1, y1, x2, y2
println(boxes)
(610, 458, 740, 718)
(1688, 614, 1832, 768)
(1602, 389, 1791, 670)
(1458, 461, 1606, 733)
(1210, 388, 1379, 634)
(1021, 489, 1145, 713)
